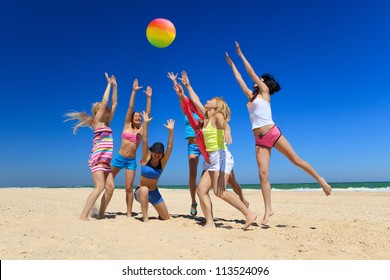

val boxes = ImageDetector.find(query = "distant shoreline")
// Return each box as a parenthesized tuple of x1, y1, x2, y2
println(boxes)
(1, 181, 389, 191)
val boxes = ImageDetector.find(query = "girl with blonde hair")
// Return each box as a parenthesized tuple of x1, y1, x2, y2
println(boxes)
(65, 73, 117, 220)
(167, 72, 249, 218)
(178, 71, 257, 229)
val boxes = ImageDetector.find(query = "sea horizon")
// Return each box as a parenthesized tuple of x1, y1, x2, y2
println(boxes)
(1, 181, 389, 192)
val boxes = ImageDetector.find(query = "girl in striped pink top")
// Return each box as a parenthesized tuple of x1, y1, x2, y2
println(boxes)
(65, 73, 118, 220)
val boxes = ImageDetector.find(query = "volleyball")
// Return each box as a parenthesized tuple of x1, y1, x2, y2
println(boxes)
(146, 18, 176, 48)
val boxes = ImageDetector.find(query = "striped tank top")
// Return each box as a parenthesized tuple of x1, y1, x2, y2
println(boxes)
(88, 126, 113, 173)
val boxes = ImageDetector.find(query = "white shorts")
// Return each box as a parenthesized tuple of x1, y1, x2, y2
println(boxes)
(202, 149, 234, 175)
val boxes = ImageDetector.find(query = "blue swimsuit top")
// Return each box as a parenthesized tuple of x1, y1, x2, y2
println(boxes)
(184, 113, 199, 139)
(140, 158, 163, 179)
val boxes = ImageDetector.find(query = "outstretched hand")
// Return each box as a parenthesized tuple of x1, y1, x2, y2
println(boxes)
(143, 86, 152, 97)
(225, 52, 233, 66)
(111, 75, 117, 87)
(105, 72, 111, 84)
(163, 119, 175, 131)
(167, 72, 178, 84)
(179, 71, 190, 87)
(133, 79, 143, 92)
(141, 111, 152, 123)
(105, 72, 117, 86)
(235, 41, 243, 56)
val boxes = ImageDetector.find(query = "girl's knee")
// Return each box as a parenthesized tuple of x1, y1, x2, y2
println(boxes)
(95, 184, 106, 193)
(138, 187, 149, 198)
(196, 187, 205, 196)
(105, 183, 114, 194)
(125, 185, 134, 194)
(159, 214, 170, 220)
(259, 170, 269, 183)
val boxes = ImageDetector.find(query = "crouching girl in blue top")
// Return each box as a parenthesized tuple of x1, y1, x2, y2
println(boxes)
(134, 111, 175, 222)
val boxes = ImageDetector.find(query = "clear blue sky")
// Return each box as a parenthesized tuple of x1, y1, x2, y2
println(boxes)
(1, 0, 389, 187)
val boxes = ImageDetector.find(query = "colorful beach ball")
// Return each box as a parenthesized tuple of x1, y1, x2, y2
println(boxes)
(146, 18, 176, 48)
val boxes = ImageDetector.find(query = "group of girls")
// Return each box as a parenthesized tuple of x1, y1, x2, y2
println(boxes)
(65, 42, 331, 228)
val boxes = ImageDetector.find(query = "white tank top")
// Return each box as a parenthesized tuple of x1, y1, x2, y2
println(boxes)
(247, 97, 274, 129)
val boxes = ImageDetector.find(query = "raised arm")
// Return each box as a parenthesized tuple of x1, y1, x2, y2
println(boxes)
(125, 79, 143, 124)
(168, 72, 185, 114)
(161, 119, 175, 168)
(235, 41, 269, 96)
(144, 86, 152, 117)
(140, 111, 152, 163)
(179, 71, 206, 116)
(225, 52, 253, 99)
(108, 75, 118, 123)
(94, 72, 112, 123)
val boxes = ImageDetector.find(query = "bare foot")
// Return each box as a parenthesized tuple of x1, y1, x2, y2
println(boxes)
(243, 212, 257, 230)
(261, 209, 274, 225)
(79, 216, 90, 221)
(97, 213, 106, 219)
(319, 177, 332, 196)
(203, 222, 216, 229)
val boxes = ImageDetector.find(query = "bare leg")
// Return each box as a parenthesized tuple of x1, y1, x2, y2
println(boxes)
(98, 167, 121, 218)
(196, 171, 214, 227)
(135, 186, 150, 222)
(81, 170, 108, 221)
(125, 169, 136, 217)
(153, 201, 170, 220)
(274, 135, 332, 196)
(256, 145, 274, 225)
(211, 171, 257, 229)
(188, 155, 199, 215)
(227, 170, 249, 208)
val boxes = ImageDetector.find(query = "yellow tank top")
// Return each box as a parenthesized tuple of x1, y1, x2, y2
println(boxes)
(203, 122, 227, 152)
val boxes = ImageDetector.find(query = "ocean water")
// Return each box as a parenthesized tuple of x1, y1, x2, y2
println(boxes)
(3, 181, 389, 192)
(159, 181, 390, 192)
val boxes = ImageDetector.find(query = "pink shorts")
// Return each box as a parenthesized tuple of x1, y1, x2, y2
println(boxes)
(255, 126, 282, 148)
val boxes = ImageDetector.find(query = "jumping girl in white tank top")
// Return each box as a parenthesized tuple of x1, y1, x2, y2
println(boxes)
(226, 41, 332, 225)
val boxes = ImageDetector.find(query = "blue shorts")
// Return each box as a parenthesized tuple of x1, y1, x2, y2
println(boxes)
(111, 154, 137, 170)
(187, 143, 201, 157)
(134, 187, 164, 206)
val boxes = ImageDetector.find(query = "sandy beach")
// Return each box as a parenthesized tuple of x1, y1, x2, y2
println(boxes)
(0, 188, 389, 260)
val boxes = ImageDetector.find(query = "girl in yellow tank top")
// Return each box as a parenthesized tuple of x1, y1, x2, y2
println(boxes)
(178, 70, 257, 229)
(202, 121, 227, 152)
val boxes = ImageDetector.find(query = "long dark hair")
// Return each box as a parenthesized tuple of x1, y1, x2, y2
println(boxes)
(261, 73, 281, 95)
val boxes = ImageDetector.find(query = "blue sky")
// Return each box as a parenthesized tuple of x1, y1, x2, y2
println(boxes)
(1, 0, 389, 187)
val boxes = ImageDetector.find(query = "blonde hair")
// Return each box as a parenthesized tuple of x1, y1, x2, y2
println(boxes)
(64, 102, 102, 134)
(212, 97, 231, 122)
